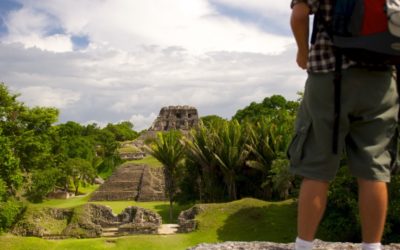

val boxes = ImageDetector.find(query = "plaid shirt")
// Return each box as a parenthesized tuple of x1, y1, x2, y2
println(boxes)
(291, 0, 355, 73)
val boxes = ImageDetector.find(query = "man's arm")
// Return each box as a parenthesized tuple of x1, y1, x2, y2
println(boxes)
(290, 2, 310, 70)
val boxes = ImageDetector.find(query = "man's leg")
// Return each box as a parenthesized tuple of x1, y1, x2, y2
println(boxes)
(358, 178, 388, 244)
(297, 178, 329, 241)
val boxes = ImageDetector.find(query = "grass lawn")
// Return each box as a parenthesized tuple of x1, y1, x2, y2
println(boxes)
(126, 155, 163, 168)
(0, 198, 297, 250)
(30, 184, 99, 209)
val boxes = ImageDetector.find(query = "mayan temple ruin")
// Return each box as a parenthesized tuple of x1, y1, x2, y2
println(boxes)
(90, 164, 165, 202)
(149, 105, 199, 131)
(91, 106, 200, 202)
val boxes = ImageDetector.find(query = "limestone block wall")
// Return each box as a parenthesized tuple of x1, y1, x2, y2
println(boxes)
(149, 105, 199, 131)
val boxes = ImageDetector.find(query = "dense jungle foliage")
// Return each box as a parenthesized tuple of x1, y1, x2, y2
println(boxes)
(0, 82, 399, 243)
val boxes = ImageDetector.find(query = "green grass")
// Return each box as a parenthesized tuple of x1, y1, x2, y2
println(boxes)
(0, 198, 297, 250)
(126, 155, 163, 168)
(118, 146, 141, 154)
(30, 185, 99, 209)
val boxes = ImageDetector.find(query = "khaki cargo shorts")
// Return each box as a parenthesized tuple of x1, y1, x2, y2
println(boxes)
(288, 67, 399, 182)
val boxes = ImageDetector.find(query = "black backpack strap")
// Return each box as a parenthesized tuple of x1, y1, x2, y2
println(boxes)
(310, 11, 320, 45)
(397, 65, 400, 121)
(393, 65, 400, 174)
(332, 49, 343, 154)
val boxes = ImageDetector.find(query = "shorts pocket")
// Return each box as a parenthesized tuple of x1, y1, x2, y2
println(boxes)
(287, 119, 312, 166)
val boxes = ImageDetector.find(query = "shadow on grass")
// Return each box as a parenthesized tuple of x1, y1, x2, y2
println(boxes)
(217, 203, 297, 243)
(153, 203, 193, 224)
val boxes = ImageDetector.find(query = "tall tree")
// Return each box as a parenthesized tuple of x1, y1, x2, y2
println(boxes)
(146, 131, 185, 222)
(184, 121, 221, 202)
(233, 94, 299, 123)
(0, 131, 21, 193)
(0, 83, 59, 192)
(246, 113, 294, 199)
(213, 120, 249, 200)
(104, 121, 138, 141)
(63, 158, 95, 195)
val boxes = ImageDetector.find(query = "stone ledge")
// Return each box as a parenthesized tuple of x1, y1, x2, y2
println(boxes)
(187, 240, 400, 250)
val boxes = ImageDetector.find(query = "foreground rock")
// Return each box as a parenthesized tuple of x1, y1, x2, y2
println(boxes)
(188, 240, 400, 250)
(177, 205, 205, 233)
(13, 204, 162, 238)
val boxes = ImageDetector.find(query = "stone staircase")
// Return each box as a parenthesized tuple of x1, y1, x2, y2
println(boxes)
(137, 167, 165, 201)
(90, 163, 166, 201)
(101, 227, 119, 237)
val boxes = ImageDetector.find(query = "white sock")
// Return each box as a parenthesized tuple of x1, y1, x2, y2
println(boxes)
(295, 237, 313, 250)
(362, 242, 382, 250)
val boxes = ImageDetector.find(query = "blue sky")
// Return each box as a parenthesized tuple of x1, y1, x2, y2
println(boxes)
(0, 0, 304, 130)
(209, 0, 292, 36)
(0, 0, 21, 35)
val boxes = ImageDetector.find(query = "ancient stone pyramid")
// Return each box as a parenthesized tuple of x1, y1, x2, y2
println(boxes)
(90, 163, 166, 201)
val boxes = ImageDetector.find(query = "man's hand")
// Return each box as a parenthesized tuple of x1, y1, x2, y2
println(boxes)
(291, 2, 310, 70)
(296, 48, 308, 70)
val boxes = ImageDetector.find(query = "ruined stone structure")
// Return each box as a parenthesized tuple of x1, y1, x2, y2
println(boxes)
(119, 151, 146, 160)
(12, 204, 162, 238)
(90, 163, 165, 202)
(149, 105, 199, 131)
(177, 205, 204, 233)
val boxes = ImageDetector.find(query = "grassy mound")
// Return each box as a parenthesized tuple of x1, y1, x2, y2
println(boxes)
(0, 198, 297, 250)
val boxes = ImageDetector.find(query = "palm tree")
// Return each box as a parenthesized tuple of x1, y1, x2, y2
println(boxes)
(145, 130, 185, 222)
(245, 112, 294, 199)
(270, 157, 294, 200)
(184, 121, 219, 202)
(213, 120, 249, 200)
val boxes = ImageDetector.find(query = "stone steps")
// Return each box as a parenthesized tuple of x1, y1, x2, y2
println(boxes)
(102, 227, 119, 237)
(95, 181, 141, 191)
(90, 163, 166, 202)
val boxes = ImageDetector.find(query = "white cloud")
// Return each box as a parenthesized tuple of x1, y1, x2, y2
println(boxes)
(0, 1, 305, 130)
(7, 0, 292, 54)
(17, 86, 81, 108)
(4, 7, 73, 52)
(129, 113, 158, 131)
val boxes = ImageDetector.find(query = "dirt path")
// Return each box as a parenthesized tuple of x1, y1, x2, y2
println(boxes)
(157, 224, 179, 234)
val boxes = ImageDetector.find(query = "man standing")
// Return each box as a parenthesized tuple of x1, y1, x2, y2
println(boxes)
(288, 1, 399, 250)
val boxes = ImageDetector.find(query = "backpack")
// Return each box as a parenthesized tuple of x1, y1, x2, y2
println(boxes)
(312, 0, 400, 174)
(312, 0, 400, 64)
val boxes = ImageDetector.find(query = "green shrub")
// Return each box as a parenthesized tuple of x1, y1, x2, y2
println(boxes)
(318, 166, 400, 243)
(27, 168, 61, 203)
(318, 166, 361, 242)
(0, 198, 24, 232)
(0, 179, 6, 201)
